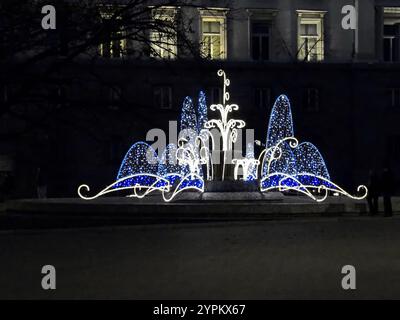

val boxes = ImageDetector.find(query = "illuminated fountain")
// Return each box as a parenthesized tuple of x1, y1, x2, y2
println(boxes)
(258, 95, 366, 201)
(78, 70, 367, 203)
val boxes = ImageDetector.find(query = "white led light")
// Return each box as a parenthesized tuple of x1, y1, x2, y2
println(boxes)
(78, 70, 368, 203)
(205, 69, 246, 180)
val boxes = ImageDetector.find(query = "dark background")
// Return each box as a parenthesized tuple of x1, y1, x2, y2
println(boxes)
(1, 0, 399, 199)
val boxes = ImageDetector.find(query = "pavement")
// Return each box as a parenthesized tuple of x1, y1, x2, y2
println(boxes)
(1, 195, 371, 229)
(0, 217, 399, 299)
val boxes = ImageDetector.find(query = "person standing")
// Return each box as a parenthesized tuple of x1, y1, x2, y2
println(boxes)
(367, 170, 379, 215)
(36, 167, 48, 199)
(381, 167, 394, 217)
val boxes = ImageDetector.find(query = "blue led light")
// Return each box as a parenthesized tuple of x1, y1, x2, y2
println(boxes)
(115, 141, 159, 187)
(197, 91, 208, 133)
(180, 96, 197, 132)
(115, 91, 209, 190)
(262, 95, 331, 187)
(266, 95, 294, 148)
(78, 70, 367, 203)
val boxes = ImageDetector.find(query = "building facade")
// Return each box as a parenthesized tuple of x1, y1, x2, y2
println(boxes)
(2, 0, 400, 197)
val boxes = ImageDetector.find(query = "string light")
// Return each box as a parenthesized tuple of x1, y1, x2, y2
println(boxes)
(115, 141, 159, 188)
(180, 96, 197, 132)
(262, 95, 330, 186)
(205, 69, 246, 180)
(294, 142, 330, 180)
(197, 91, 208, 133)
(233, 143, 259, 181)
(157, 143, 183, 185)
(266, 95, 294, 148)
(260, 95, 366, 199)
(78, 70, 367, 203)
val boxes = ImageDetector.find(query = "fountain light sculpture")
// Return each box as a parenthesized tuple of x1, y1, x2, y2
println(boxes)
(78, 70, 367, 202)
(259, 94, 367, 201)
(197, 91, 208, 133)
(204, 70, 246, 180)
(233, 143, 259, 181)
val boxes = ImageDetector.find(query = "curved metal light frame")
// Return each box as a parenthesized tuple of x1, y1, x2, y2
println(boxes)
(78, 172, 204, 202)
(259, 137, 368, 201)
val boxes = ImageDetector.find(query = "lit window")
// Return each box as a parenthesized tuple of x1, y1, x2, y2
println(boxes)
(150, 7, 178, 59)
(99, 6, 126, 58)
(303, 88, 320, 112)
(383, 7, 400, 62)
(297, 11, 325, 62)
(154, 86, 173, 109)
(200, 9, 227, 60)
(251, 22, 270, 61)
(254, 88, 271, 109)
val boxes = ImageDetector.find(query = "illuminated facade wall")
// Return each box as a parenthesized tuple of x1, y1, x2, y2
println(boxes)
(91, 0, 400, 62)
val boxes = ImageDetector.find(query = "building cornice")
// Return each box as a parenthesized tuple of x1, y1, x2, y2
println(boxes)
(198, 8, 229, 17)
(296, 10, 327, 18)
(246, 8, 279, 20)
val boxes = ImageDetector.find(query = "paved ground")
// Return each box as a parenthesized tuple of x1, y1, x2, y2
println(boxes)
(0, 216, 399, 299)
(1, 196, 369, 229)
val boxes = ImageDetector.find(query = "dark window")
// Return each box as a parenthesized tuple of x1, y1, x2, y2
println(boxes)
(387, 135, 400, 160)
(251, 22, 270, 61)
(45, 6, 69, 56)
(49, 85, 67, 109)
(153, 86, 172, 109)
(387, 88, 400, 107)
(254, 87, 271, 110)
(384, 24, 399, 62)
(109, 135, 123, 164)
(303, 88, 320, 112)
(108, 86, 122, 110)
(207, 87, 223, 104)
(2, 85, 8, 103)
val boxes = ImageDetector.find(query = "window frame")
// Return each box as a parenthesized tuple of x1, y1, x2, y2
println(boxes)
(383, 7, 400, 62)
(297, 10, 326, 62)
(99, 5, 127, 58)
(254, 87, 271, 110)
(387, 87, 400, 108)
(153, 85, 173, 110)
(303, 87, 320, 112)
(384, 34, 397, 62)
(386, 135, 400, 161)
(251, 21, 270, 61)
(2, 85, 8, 104)
(207, 86, 223, 105)
(150, 7, 178, 59)
(199, 9, 228, 60)
(107, 85, 122, 110)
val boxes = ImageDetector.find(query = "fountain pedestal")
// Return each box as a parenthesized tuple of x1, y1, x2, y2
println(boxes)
(200, 180, 283, 201)
(205, 180, 258, 192)
(200, 191, 283, 201)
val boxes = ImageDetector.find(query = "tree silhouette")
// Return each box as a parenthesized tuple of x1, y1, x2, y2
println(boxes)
(0, 0, 203, 141)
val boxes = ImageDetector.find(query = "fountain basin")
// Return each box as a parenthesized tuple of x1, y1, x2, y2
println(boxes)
(205, 180, 258, 192)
